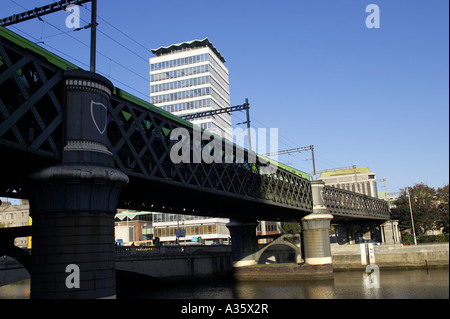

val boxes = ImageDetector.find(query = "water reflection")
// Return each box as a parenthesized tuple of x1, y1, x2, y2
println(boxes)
(233, 280, 337, 299)
(0, 279, 30, 299)
(145, 268, 449, 299)
(1, 268, 448, 299)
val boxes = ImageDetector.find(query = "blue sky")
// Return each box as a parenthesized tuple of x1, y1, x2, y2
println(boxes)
(1, 0, 448, 194)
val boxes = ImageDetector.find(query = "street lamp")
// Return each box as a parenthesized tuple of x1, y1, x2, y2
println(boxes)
(406, 187, 418, 245)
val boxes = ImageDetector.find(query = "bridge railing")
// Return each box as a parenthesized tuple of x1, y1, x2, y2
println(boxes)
(321, 185, 390, 220)
(115, 245, 231, 259)
(115, 245, 161, 257)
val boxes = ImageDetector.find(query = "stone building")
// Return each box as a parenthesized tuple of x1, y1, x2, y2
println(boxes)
(0, 199, 30, 248)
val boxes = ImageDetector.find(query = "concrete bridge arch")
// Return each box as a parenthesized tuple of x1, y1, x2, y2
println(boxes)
(254, 235, 303, 264)
(0, 226, 32, 273)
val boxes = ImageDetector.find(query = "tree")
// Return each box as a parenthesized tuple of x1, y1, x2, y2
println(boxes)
(436, 184, 449, 232)
(281, 222, 301, 235)
(391, 183, 446, 235)
(391, 190, 408, 231)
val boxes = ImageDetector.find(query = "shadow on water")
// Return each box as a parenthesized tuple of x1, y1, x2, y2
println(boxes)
(118, 268, 449, 299)
(1, 268, 448, 299)
(0, 279, 30, 299)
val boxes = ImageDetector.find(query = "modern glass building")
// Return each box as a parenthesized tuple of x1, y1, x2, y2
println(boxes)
(150, 38, 232, 140)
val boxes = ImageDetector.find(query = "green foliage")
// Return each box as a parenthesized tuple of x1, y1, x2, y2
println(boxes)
(437, 185, 449, 230)
(419, 234, 449, 243)
(403, 234, 449, 244)
(402, 235, 415, 245)
(391, 183, 449, 235)
(281, 222, 301, 235)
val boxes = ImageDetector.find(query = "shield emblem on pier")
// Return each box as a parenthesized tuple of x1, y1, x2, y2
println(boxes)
(90, 100, 107, 135)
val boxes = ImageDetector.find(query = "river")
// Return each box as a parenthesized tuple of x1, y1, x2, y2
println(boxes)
(0, 268, 448, 299)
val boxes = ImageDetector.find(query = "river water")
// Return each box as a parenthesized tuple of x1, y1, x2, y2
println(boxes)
(1, 268, 448, 299)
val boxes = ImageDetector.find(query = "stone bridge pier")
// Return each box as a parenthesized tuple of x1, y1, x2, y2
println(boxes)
(335, 220, 401, 245)
(28, 70, 128, 299)
(301, 180, 333, 266)
(226, 219, 259, 267)
(227, 182, 334, 269)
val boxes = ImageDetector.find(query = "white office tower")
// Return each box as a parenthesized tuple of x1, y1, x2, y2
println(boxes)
(150, 38, 232, 140)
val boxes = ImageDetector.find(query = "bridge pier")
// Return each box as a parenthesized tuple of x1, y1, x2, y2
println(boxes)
(301, 180, 334, 266)
(301, 214, 333, 265)
(226, 219, 259, 267)
(335, 224, 356, 244)
(380, 220, 401, 244)
(28, 70, 128, 299)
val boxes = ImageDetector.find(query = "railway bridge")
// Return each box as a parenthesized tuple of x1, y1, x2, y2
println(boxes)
(0, 27, 391, 298)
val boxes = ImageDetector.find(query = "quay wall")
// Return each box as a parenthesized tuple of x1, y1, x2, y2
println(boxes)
(115, 245, 232, 282)
(331, 243, 449, 270)
(232, 263, 333, 281)
(0, 257, 30, 287)
(2, 243, 449, 287)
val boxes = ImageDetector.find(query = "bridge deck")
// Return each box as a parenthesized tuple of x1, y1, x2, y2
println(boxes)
(0, 27, 391, 222)
(0, 27, 314, 221)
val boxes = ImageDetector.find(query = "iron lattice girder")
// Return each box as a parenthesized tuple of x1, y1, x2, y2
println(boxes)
(0, 31, 390, 221)
(322, 186, 390, 220)
(0, 29, 310, 215)
(0, 27, 313, 213)
(106, 93, 313, 213)
(0, 37, 64, 160)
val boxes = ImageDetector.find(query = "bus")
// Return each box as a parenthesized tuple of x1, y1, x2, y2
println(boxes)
(129, 240, 154, 247)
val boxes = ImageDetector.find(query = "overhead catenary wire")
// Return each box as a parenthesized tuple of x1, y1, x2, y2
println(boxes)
(7, 1, 347, 174)
(229, 111, 312, 172)
(9, 26, 89, 68)
(78, 2, 151, 59)
(46, 19, 150, 87)
(7, 2, 319, 158)
(7, 0, 151, 99)
(10, 25, 149, 100)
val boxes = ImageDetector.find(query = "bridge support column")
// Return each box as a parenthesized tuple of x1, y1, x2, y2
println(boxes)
(301, 214, 333, 265)
(301, 180, 333, 266)
(226, 219, 258, 267)
(380, 220, 401, 245)
(29, 70, 128, 299)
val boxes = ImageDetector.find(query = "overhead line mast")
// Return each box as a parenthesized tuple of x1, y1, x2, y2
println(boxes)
(179, 99, 253, 151)
(0, 0, 92, 27)
(262, 145, 316, 179)
(179, 100, 249, 121)
(1, 0, 97, 72)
